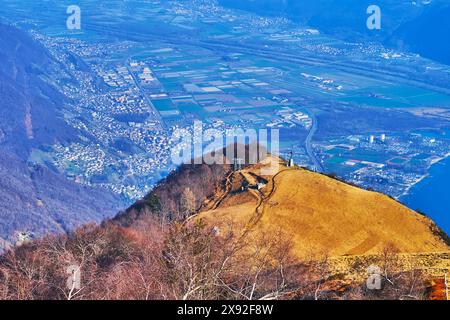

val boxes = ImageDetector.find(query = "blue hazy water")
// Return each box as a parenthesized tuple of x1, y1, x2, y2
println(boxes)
(401, 156, 450, 235)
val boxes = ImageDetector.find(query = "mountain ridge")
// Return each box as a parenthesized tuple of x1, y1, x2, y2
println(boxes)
(193, 156, 450, 257)
(1, 152, 449, 300)
(0, 23, 123, 245)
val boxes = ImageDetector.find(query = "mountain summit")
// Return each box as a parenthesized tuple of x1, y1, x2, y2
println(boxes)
(195, 156, 450, 257)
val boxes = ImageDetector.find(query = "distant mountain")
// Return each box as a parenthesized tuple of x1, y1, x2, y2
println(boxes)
(219, 0, 450, 65)
(0, 23, 122, 246)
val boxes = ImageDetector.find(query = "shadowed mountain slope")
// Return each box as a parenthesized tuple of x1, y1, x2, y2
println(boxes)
(0, 24, 122, 246)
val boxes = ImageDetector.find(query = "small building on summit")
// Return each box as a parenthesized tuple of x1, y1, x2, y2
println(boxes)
(286, 151, 295, 167)
(257, 182, 267, 190)
(288, 158, 295, 167)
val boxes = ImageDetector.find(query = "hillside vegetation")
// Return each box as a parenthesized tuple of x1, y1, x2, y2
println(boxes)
(198, 157, 450, 257)
(0, 154, 449, 300)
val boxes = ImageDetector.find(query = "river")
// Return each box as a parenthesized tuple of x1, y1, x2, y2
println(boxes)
(401, 156, 450, 235)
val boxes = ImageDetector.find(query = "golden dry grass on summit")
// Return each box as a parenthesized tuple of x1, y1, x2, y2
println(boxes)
(198, 159, 450, 260)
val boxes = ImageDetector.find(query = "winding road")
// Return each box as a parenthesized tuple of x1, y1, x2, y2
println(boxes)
(305, 113, 324, 172)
